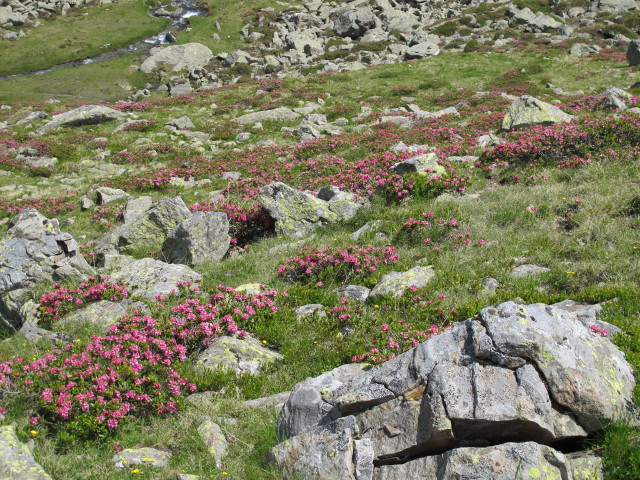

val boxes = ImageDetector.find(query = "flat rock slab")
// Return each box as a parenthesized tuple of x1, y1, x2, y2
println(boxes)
(109, 257, 202, 300)
(197, 419, 228, 467)
(36, 105, 127, 134)
(112, 447, 171, 469)
(233, 107, 300, 125)
(0, 425, 52, 480)
(56, 300, 126, 333)
(195, 335, 283, 375)
(369, 266, 435, 299)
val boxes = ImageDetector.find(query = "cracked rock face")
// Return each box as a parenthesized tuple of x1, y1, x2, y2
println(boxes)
(271, 301, 635, 480)
(0, 209, 94, 330)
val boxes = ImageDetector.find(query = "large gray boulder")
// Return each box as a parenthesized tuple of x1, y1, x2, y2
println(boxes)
(501, 95, 574, 131)
(404, 42, 440, 60)
(271, 301, 635, 479)
(0, 210, 94, 330)
(627, 39, 640, 66)
(95, 197, 191, 261)
(36, 105, 127, 134)
(109, 257, 202, 300)
(333, 6, 377, 39)
(162, 211, 230, 266)
(259, 182, 339, 237)
(233, 107, 300, 125)
(140, 43, 213, 74)
(0, 425, 52, 479)
(507, 6, 563, 32)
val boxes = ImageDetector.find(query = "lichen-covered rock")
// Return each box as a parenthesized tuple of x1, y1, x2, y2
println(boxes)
(333, 285, 370, 303)
(391, 152, 445, 178)
(109, 257, 202, 300)
(244, 391, 291, 410)
(123, 196, 153, 224)
(197, 419, 228, 467)
(56, 300, 127, 333)
(317, 185, 366, 221)
(271, 301, 635, 479)
(112, 447, 171, 469)
(233, 107, 300, 125)
(235, 283, 265, 295)
(195, 335, 283, 375)
(374, 442, 569, 480)
(36, 105, 127, 134)
(501, 95, 574, 131)
(162, 211, 230, 265)
(512, 263, 550, 276)
(368, 266, 435, 300)
(95, 197, 191, 261)
(404, 41, 440, 59)
(0, 209, 94, 330)
(0, 424, 53, 479)
(259, 182, 339, 236)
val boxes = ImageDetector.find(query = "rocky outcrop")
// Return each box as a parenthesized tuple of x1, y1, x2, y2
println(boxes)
(501, 95, 574, 131)
(270, 301, 635, 480)
(391, 152, 445, 178)
(140, 43, 214, 74)
(0, 424, 52, 480)
(35, 105, 127, 134)
(0, 210, 93, 330)
(161, 211, 231, 266)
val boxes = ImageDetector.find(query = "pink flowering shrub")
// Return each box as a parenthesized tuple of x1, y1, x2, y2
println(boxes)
(36, 277, 129, 328)
(395, 212, 485, 251)
(277, 245, 399, 284)
(0, 283, 285, 440)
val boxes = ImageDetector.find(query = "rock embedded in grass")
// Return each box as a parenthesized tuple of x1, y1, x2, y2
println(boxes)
(195, 335, 283, 375)
(501, 95, 574, 131)
(369, 266, 435, 300)
(35, 105, 128, 134)
(0, 424, 53, 480)
(112, 447, 171, 469)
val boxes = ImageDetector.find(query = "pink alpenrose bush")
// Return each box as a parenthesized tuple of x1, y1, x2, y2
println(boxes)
(0, 283, 285, 440)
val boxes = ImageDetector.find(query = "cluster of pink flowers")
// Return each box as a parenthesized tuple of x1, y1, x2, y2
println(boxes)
(36, 276, 129, 327)
(0, 283, 286, 438)
(589, 324, 609, 337)
(353, 319, 451, 364)
(277, 245, 399, 283)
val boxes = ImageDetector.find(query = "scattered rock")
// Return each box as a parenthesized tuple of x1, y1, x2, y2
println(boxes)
(295, 304, 326, 321)
(123, 196, 153, 224)
(197, 419, 228, 467)
(627, 39, 640, 66)
(511, 263, 551, 276)
(94, 186, 129, 205)
(56, 300, 126, 333)
(244, 391, 291, 410)
(317, 185, 366, 221)
(404, 41, 440, 59)
(166, 116, 196, 130)
(351, 220, 382, 241)
(112, 447, 171, 469)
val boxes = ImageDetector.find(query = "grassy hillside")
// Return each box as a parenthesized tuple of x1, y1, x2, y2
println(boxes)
(0, 12, 638, 480)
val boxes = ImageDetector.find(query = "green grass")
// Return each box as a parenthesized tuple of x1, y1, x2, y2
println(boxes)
(0, 0, 169, 76)
(0, 54, 150, 103)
